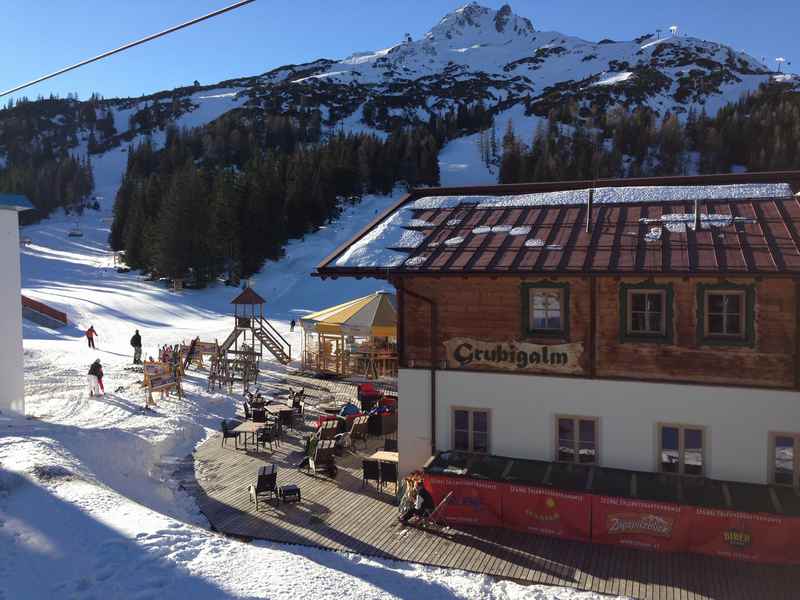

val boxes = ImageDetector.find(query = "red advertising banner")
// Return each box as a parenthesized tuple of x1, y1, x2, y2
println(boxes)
(501, 484, 591, 541)
(591, 495, 690, 552)
(424, 475, 503, 527)
(688, 508, 800, 565)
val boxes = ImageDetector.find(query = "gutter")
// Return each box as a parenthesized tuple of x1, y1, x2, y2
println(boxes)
(399, 282, 439, 457)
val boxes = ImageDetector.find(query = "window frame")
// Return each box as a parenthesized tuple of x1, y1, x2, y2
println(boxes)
(521, 282, 570, 339)
(619, 281, 674, 344)
(555, 414, 599, 465)
(768, 432, 800, 489)
(657, 423, 707, 477)
(696, 282, 755, 347)
(451, 407, 491, 454)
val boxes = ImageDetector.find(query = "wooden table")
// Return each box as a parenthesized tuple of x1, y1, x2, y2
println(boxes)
(265, 402, 293, 416)
(232, 420, 264, 448)
(367, 450, 398, 463)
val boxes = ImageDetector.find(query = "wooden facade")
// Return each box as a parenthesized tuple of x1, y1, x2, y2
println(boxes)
(397, 274, 799, 389)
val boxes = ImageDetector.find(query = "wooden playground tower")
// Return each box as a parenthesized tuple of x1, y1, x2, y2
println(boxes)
(210, 287, 292, 392)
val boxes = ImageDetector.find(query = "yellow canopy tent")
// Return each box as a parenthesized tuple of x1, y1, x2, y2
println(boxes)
(300, 291, 397, 377)
(300, 291, 397, 338)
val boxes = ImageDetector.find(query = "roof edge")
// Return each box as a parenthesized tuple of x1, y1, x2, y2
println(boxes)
(407, 170, 800, 198)
(315, 191, 415, 272)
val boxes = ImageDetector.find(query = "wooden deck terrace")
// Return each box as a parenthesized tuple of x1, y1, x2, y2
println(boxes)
(186, 369, 799, 599)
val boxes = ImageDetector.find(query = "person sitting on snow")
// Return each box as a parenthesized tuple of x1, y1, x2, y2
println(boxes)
(399, 480, 435, 524)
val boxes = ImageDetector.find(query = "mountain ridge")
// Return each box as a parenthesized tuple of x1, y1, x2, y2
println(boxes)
(0, 2, 797, 178)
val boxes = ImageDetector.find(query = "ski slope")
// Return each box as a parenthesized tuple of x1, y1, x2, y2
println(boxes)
(3, 125, 620, 599)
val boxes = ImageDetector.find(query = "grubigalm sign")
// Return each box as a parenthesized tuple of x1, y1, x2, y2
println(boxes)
(443, 338, 583, 374)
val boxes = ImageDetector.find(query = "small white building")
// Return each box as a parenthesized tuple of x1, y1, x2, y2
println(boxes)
(0, 194, 33, 415)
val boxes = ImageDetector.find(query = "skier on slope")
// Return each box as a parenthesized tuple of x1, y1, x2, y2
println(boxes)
(88, 359, 104, 396)
(130, 329, 143, 364)
(85, 325, 98, 349)
(290, 319, 296, 332)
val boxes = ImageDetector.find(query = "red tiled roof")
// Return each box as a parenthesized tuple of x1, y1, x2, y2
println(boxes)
(317, 172, 800, 277)
(231, 287, 266, 304)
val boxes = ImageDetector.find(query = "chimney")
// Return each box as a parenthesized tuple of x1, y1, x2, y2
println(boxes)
(585, 187, 594, 233)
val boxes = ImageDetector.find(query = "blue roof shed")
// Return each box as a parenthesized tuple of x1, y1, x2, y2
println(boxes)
(0, 194, 33, 211)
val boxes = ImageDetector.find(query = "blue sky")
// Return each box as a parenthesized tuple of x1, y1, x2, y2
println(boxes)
(3, 1, 798, 102)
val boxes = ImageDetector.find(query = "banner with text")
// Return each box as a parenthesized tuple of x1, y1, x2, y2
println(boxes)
(591, 495, 690, 552)
(688, 507, 800, 565)
(425, 475, 503, 527)
(502, 484, 591, 541)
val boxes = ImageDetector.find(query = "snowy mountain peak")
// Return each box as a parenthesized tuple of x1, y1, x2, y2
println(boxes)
(426, 3, 535, 43)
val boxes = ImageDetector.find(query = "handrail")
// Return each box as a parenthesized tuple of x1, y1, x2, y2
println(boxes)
(259, 321, 292, 358)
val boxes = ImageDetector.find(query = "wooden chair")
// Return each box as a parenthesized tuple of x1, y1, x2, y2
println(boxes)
(349, 415, 370, 450)
(252, 408, 267, 423)
(248, 465, 278, 509)
(380, 461, 398, 493)
(221, 420, 240, 449)
(362, 459, 380, 489)
(242, 401, 252, 420)
(318, 419, 339, 441)
(291, 402, 305, 430)
(307, 439, 336, 476)
(256, 423, 279, 452)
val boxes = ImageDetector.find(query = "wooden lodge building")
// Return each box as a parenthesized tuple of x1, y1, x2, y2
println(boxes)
(316, 171, 800, 490)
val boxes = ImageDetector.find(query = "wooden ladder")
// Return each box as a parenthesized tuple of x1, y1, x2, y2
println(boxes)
(254, 325, 291, 365)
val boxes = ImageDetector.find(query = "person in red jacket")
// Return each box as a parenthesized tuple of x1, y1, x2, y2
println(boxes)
(85, 325, 98, 349)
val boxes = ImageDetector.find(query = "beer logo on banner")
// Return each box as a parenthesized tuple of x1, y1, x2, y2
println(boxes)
(724, 528, 752, 548)
(606, 513, 674, 538)
(525, 496, 560, 522)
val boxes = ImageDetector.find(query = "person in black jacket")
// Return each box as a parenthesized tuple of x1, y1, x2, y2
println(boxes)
(88, 359, 103, 396)
(130, 330, 142, 364)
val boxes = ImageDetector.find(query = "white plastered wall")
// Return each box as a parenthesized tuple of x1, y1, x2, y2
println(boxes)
(398, 368, 433, 476)
(399, 368, 800, 484)
(0, 209, 24, 415)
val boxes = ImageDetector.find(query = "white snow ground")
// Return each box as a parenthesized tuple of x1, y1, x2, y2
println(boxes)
(1, 135, 619, 599)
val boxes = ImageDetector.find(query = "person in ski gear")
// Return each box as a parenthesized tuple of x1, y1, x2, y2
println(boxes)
(290, 319, 296, 332)
(88, 359, 103, 396)
(85, 325, 98, 349)
(130, 329, 142, 364)
(399, 480, 434, 524)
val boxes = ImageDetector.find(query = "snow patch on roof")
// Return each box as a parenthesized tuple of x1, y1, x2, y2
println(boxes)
(464, 183, 792, 209)
(404, 255, 428, 266)
(443, 236, 465, 246)
(524, 238, 545, 247)
(491, 224, 512, 233)
(408, 219, 435, 228)
(510, 225, 531, 236)
(410, 196, 473, 210)
(334, 208, 414, 267)
(644, 227, 662, 242)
